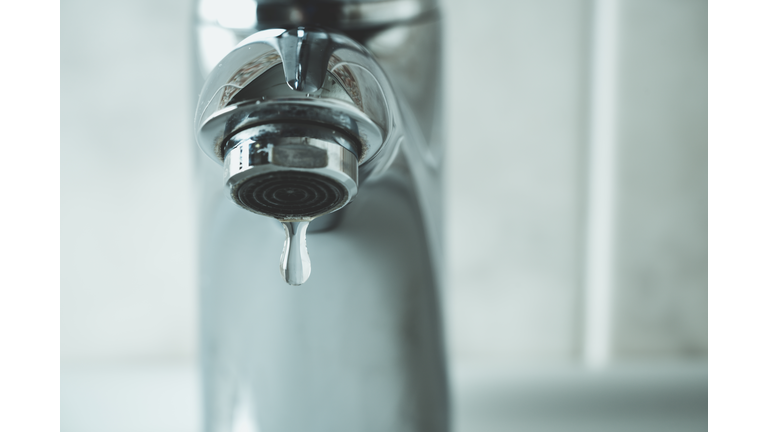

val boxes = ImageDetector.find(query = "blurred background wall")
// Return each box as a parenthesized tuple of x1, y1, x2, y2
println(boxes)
(61, 0, 706, 369)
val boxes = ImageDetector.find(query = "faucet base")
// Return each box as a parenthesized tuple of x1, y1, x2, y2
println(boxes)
(200, 171, 449, 432)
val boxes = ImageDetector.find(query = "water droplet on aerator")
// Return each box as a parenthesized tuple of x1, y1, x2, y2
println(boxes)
(280, 221, 311, 285)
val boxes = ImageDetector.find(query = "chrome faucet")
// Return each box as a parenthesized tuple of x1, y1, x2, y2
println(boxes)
(193, 0, 448, 430)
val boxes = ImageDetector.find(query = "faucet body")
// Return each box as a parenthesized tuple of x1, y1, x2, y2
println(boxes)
(193, 1, 448, 430)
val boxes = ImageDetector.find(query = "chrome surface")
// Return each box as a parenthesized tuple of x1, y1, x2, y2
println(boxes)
(194, 2, 447, 431)
(196, 28, 395, 169)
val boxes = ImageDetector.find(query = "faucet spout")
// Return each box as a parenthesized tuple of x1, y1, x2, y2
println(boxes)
(195, 27, 400, 284)
(193, 3, 449, 430)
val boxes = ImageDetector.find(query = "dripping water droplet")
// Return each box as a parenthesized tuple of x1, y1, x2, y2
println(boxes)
(280, 221, 311, 285)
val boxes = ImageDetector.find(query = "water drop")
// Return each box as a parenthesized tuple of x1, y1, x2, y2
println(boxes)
(280, 221, 311, 285)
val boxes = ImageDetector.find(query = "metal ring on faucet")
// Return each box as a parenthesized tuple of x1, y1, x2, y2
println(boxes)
(199, 98, 384, 166)
(223, 124, 359, 220)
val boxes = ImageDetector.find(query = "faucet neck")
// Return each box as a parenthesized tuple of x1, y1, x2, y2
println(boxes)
(197, 0, 439, 33)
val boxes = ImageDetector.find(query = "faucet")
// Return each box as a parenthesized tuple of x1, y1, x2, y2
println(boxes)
(193, 0, 448, 430)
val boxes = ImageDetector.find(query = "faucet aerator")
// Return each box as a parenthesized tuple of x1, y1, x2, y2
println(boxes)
(223, 123, 360, 221)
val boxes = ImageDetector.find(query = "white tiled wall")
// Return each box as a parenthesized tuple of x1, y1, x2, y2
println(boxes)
(61, 0, 197, 363)
(611, 0, 707, 358)
(443, 0, 590, 363)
